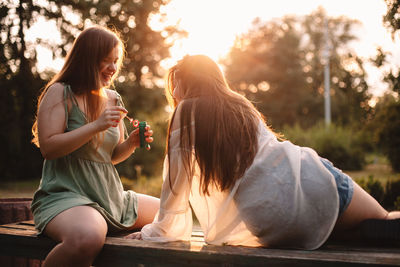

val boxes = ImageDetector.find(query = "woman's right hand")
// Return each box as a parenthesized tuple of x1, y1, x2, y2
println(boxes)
(94, 106, 127, 131)
(124, 232, 142, 240)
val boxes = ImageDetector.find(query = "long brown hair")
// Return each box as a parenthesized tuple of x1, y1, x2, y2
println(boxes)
(166, 55, 265, 195)
(32, 26, 124, 147)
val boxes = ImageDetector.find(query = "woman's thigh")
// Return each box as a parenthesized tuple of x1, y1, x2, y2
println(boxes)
(131, 193, 159, 229)
(335, 181, 388, 230)
(44, 205, 108, 243)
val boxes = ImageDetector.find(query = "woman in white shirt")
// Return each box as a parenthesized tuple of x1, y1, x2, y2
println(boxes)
(127, 55, 400, 249)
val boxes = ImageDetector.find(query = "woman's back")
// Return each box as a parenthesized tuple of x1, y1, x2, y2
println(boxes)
(143, 110, 339, 249)
(189, 120, 339, 249)
(232, 122, 338, 249)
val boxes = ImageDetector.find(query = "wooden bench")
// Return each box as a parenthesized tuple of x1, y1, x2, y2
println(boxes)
(0, 220, 399, 266)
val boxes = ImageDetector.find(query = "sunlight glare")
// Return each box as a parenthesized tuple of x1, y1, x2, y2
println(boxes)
(157, 0, 397, 96)
(25, 17, 64, 72)
(29, 0, 398, 97)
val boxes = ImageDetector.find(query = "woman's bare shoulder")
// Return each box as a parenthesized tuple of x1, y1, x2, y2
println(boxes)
(47, 82, 65, 93)
(41, 82, 65, 104)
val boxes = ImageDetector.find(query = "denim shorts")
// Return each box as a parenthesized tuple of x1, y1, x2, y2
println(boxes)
(320, 158, 354, 216)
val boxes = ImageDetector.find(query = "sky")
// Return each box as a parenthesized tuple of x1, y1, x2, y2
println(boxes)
(152, 0, 399, 97)
(31, 0, 399, 97)
(157, 0, 393, 60)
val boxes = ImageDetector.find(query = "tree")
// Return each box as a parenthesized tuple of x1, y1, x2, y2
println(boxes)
(368, 0, 400, 172)
(371, 94, 400, 172)
(224, 16, 306, 128)
(0, 0, 46, 180)
(223, 7, 371, 129)
(0, 0, 183, 180)
(302, 8, 371, 126)
(384, 0, 400, 39)
(381, 0, 400, 94)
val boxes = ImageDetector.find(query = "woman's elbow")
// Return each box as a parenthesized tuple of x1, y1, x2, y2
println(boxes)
(40, 150, 52, 160)
(39, 147, 57, 160)
(111, 149, 125, 165)
(111, 157, 122, 165)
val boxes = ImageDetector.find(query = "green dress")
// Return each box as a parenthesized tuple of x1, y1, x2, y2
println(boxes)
(31, 84, 138, 234)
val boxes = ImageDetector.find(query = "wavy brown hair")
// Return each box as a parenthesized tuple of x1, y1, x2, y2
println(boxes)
(32, 26, 124, 147)
(166, 55, 266, 195)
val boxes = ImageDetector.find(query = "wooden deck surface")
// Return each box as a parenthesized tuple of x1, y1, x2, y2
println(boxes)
(0, 220, 399, 266)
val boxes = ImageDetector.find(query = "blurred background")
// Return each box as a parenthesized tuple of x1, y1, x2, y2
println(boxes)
(1, 0, 399, 210)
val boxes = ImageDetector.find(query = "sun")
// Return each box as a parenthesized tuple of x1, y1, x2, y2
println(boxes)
(151, 0, 265, 69)
(30, 0, 395, 98)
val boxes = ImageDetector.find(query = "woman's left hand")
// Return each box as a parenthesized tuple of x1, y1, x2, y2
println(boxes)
(128, 125, 154, 148)
(125, 231, 142, 240)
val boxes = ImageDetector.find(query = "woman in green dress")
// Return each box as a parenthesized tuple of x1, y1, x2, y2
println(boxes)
(31, 26, 159, 267)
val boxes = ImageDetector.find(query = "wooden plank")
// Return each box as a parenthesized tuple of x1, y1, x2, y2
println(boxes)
(0, 221, 56, 260)
(93, 238, 400, 267)
(0, 220, 36, 231)
(0, 232, 56, 260)
(1, 221, 400, 266)
(0, 224, 38, 236)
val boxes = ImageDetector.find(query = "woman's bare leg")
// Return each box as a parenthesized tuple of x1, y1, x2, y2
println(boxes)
(335, 181, 400, 231)
(131, 193, 159, 229)
(42, 206, 108, 267)
(387, 211, 400, 219)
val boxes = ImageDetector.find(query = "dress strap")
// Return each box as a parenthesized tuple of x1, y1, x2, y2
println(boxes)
(65, 84, 79, 106)
(113, 90, 128, 137)
(114, 90, 125, 108)
(63, 83, 79, 129)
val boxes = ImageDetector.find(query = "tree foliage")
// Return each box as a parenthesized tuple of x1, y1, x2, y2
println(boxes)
(1, 0, 46, 180)
(224, 16, 306, 128)
(223, 7, 371, 129)
(377, 0, 400, 95)
(383, 0, 400, 39)
(0, 0, 183, 180)
(367, 0, 400, 172)
(373, 97, 400, 172)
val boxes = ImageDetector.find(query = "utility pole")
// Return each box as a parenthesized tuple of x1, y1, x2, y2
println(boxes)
(323, 17, 331, 127)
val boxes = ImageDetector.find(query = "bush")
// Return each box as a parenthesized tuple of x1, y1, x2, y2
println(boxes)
(395, 196, 400, 210)
(359, 176, 385, 203)
(383, 179, 400, 209)
(283, 123, 366, 170)
(373, 100, 400, 172)
(356, 177, 400, 210)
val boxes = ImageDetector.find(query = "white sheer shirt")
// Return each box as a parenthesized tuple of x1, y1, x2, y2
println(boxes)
(141, 120, 339, 250)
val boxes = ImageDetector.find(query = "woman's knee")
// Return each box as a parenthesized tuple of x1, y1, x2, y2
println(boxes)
(63, 227, 106, 257)
(132, 193, 159, 229)
(44, 206, 108, 257)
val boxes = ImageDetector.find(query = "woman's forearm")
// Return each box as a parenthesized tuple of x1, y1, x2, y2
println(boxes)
(111, 137, 137, 165)
(39, 121, 100, 160)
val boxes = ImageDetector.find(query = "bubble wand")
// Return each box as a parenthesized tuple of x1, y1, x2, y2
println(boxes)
(124, 115, 151, 150)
